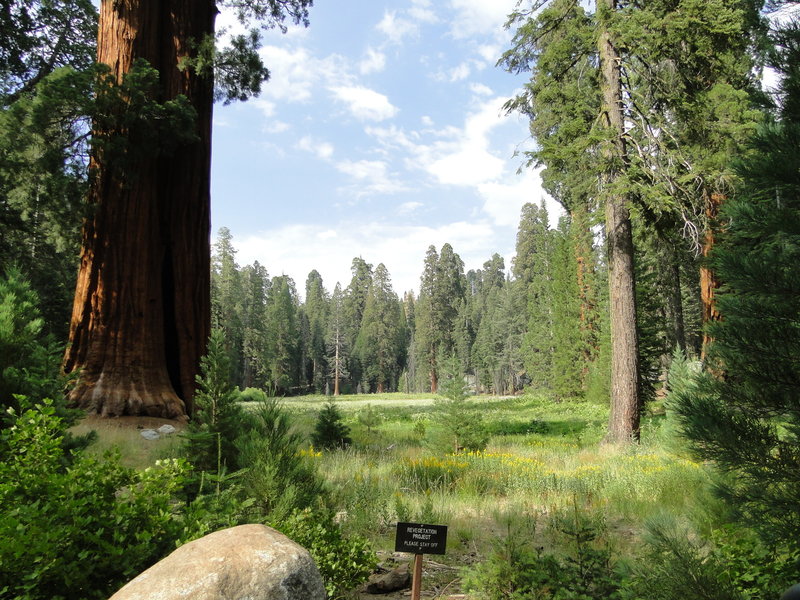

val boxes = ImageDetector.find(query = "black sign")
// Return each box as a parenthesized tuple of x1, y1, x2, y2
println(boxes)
(395, 522, 447, 555)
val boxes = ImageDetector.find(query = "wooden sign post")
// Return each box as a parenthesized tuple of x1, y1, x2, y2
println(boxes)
(395, 522, 448, 600)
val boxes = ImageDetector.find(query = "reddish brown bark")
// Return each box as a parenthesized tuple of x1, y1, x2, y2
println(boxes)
(64, 0, 214, 419)
(700, 192, 724, 361)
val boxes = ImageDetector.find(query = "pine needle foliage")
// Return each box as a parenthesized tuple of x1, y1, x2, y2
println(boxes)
(437, 354, 488, 453)
(184, 328, 243, 474)
(236, 398, 325, 520)
(671, 22, 800, 550)
(312, 401, 351, 450)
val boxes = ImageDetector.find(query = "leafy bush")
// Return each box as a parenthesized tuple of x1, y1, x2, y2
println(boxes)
(312, 401, 352, 450)
(621, 518, 743, 600)
(357, 403, 381, 435)
(463, 507, 621, 600)
(0, 398, 189, 600)
(484, 418, 550, 436)
(238, 386, 268, 403)
(275, 508, 377, 599)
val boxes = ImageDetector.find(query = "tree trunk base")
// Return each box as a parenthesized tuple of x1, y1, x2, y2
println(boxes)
(68, 372, 186, 420)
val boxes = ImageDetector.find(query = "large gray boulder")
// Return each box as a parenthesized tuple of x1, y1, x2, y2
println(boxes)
(109, 524, 325, 600)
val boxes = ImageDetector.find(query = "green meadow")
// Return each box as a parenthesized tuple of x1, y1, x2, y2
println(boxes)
(267, 393, 707, 560)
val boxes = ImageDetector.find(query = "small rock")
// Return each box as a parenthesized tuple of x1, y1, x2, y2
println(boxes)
(140, 429, 160, 440)
(157, 424, 176, 435)
(365, 565, 411, 594)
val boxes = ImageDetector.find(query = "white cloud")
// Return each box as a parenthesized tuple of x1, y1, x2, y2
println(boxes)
(331, 86, 398, 122)
(409, 5, 438, 24)
(449, 0, 518, 39)
(336, 159, 387, 180)
(259, 46, 315, 102)
(264, 120, 290, 134)
(470, 82, 494, 96)
(258, 45, 351, 104)
(360, 47, 386, 74)
(364, 124, 421, 152)
(415, 96, 509, 186)
(234, 219, 500, 298)
(398, 201, 424, 214)
(477, 168, 563, 228)
(477, 43, 502, 65)
(334, 159, 408, 196)
(449, 62, 471, 82)
(251, 98, 276, 118)
(296, 135, 334, 160)
(376, 11, 418, 44)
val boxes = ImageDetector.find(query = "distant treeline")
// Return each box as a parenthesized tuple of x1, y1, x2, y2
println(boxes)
(212, 201, 701, 399)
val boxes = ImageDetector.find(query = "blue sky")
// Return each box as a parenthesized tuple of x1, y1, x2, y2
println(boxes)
(210, 0, 563, 297)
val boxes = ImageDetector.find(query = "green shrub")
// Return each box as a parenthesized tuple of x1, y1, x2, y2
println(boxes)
(620, 518, 743, 600)
(238, 387, 269, 403)
(183, 328, 243, 474)
(463, 506, 621, 600)
(274, 508, 377, 599)
(312, 401, 352, 450)
(357, 403, 381, 435)
(436, 355, 488, 453)
(622, 518, 800, 600)
(0, 398, 189, 600)
(0, 267, 74, 422)
(236, 397, 326, 521)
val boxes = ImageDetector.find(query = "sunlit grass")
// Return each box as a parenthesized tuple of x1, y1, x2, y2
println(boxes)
(78, 391, 709, 558)
(302, 394, 710, 555)
(69, 419, 183, 468)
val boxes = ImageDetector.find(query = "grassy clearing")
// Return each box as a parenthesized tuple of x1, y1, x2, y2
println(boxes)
(78, 393, 709, 563)
(285, 393, 710, 558)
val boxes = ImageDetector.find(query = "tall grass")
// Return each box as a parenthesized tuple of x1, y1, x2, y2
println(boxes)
(302, 395, 710, 556)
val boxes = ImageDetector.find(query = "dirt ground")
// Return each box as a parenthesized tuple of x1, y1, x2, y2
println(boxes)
(76, 413, 188, 431)
(358, 552, 468, 599)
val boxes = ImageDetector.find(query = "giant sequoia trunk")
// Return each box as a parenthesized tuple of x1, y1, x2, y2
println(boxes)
(64, 1, 215, 418)
(598, 0, 641, 443)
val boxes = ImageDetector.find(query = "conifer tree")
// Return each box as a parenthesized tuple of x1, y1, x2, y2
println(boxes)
(673, 25, 800, 547)
(304, 270, 330, 393)
(415, 246, 439, 392)
(503, 0, 763, 440)
(414, 244, 466, 392)
(211, 227, 244, 385)
(343, 257, 373, 391)
(64, 0, 313, 419)
(184, 328, 242, 474)
(312, 401, 351, 450)
(0, 3, 96, 337)
(354, 264, 406, 392)
(402, 291, 419, 393)
(263, 275, 299, 395)
(550, 218, 585, 399)
(240, 261, 270, 389)
(513, 202, 555, 391)
(326, 283, 349, 396)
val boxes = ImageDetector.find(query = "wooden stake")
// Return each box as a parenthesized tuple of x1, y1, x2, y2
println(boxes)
(411, 554, 423, 600)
